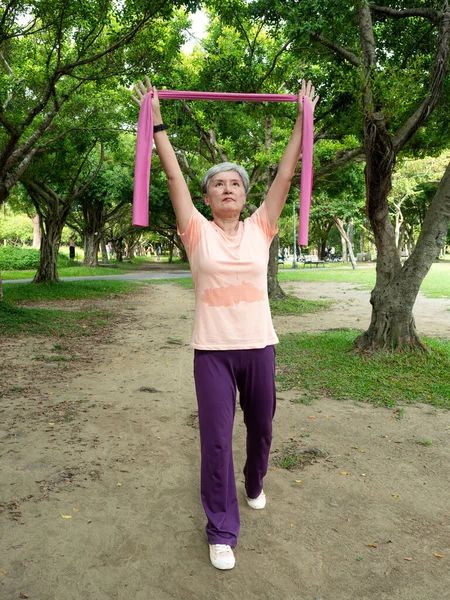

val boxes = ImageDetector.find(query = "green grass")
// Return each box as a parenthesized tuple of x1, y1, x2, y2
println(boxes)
(0, 280, 145, 336)
(270, 294, 332, 316)
(1, 256, 191, 280)
(2, 279, 145, 303)
(276, 329, 450, 409)
(279, 262, 450, 299)
(1, 264, 136, 280)
(148, 277, 194, 289)
(0, 303, 111, 336)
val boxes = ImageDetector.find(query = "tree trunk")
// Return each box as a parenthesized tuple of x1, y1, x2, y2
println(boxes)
(31, 214, 41, 248)
(356, 159, 450, 351)
(174, 233, 188, 263)
(34, 220, 63, 282)
(268, 234, 286, 300)
(340, 230, 348, 261)
(334, 217, 357, 269)
(100, 239, 108, 263)
(168, 236, 174, 263)
(354, 2, 450, 351)
(83, 232, 100, 267)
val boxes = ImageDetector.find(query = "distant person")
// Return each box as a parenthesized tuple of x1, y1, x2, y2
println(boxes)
(69, 235, 75, 260)
(156, 245, 162, 260)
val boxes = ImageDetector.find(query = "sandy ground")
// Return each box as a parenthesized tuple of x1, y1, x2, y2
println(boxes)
(1, 280, 449, 600)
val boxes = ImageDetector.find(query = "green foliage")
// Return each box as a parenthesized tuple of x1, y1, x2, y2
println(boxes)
(0, 246, 71, 270)
(0, 209, 33, 243)
(276, 329, 450, 409)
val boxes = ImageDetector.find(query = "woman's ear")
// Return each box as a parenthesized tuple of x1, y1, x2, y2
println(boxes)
(203, 194, 210, 206)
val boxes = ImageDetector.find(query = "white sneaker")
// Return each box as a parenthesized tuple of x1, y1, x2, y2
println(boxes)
(209, 544, 235, 570)
(246, 490, 266, 510)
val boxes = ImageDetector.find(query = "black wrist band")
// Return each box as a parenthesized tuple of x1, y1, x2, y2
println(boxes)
(153, 123, 169, 133)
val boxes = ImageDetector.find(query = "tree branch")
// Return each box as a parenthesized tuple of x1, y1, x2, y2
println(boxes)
(257, 38, 294, 89)
(309, 32, 361, 67)
(393, 6, 450, 150)
(370, 5, 439, 24)
(315, 147, 365, 178)
(72, 143, 105, 200)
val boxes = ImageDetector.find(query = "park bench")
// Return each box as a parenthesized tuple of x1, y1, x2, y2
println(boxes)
(303, 255, 325, 267)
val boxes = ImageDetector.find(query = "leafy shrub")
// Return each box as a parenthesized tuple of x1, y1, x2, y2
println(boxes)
(0, 246, 73, 271)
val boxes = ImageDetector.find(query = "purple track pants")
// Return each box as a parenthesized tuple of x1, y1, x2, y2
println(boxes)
(193, 345, 276, 546)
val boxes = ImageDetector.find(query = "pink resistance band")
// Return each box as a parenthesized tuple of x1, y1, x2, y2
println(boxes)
(133, 90, 314, 245)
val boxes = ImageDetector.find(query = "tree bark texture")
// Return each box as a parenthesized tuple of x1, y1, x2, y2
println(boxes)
(83, 232, 100, 267)
(34, 221, 63, 283)
(32, 214, 41, 248)
(354, 2, 450, 351)
(22, 180, 72, 283)
(334, 217, 357, 269)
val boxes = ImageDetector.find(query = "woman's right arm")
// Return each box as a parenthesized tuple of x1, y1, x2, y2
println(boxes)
(132, 77, 193, 233)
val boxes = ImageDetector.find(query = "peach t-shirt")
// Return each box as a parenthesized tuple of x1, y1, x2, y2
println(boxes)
(179, 203, 279, 350)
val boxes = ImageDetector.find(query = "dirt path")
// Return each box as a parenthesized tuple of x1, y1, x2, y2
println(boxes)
(1, 282, 449, 600)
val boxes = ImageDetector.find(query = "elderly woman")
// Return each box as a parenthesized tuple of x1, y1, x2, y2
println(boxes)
(132, 77, 318, 570)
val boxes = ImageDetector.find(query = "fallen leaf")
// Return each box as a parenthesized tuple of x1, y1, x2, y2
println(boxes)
(433, 553, 444, 559)
(392, 494, 399, 498)
(325, 415, 332, 419)
(360, 474, 366, 477)
(0, 570, 8, 575)
(60, 514, 72, 519)
(295, 479, 302, 483)
(19, 594, 29, 599)
(404, 557, 413, 561)
(308, 416, 315, 419)
(360, 450, 366, 453)
(48, 423, 55, 427)
(72, 508, 80, 512)
(340, 471, 348, 476)
(117, 482, 122, 486)
(367, 544, 377, 548)
(351, 445, 358, 449)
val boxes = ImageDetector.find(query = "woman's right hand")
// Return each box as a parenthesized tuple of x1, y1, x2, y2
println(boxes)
(131, 76, 162, 121)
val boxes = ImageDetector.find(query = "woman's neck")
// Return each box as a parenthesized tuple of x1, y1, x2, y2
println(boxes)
(213, 215, 241, 237)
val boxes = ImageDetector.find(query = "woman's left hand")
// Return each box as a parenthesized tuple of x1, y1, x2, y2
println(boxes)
(298, 79, 319, 117)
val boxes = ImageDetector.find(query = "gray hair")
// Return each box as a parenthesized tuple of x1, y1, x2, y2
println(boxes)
(201, 162, 250, 195)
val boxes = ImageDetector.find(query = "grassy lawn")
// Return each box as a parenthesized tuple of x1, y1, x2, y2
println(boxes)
(276, 329, 450, 410)
(2, 263, 135, 280)
(0, 280, 146, 336)
(1, 256, 190, 280)
(279, 261, 450, 299)
(2, 261, 449, 411)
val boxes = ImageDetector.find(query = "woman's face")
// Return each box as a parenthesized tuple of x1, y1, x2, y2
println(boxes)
(203, 171, 247, 218)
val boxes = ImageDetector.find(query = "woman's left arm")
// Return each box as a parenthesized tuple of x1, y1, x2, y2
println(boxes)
(264, 80, 319, 229)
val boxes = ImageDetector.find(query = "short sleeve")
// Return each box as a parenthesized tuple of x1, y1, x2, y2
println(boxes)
(177, 206, 207, 257)
(247, 202, 278, 244)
